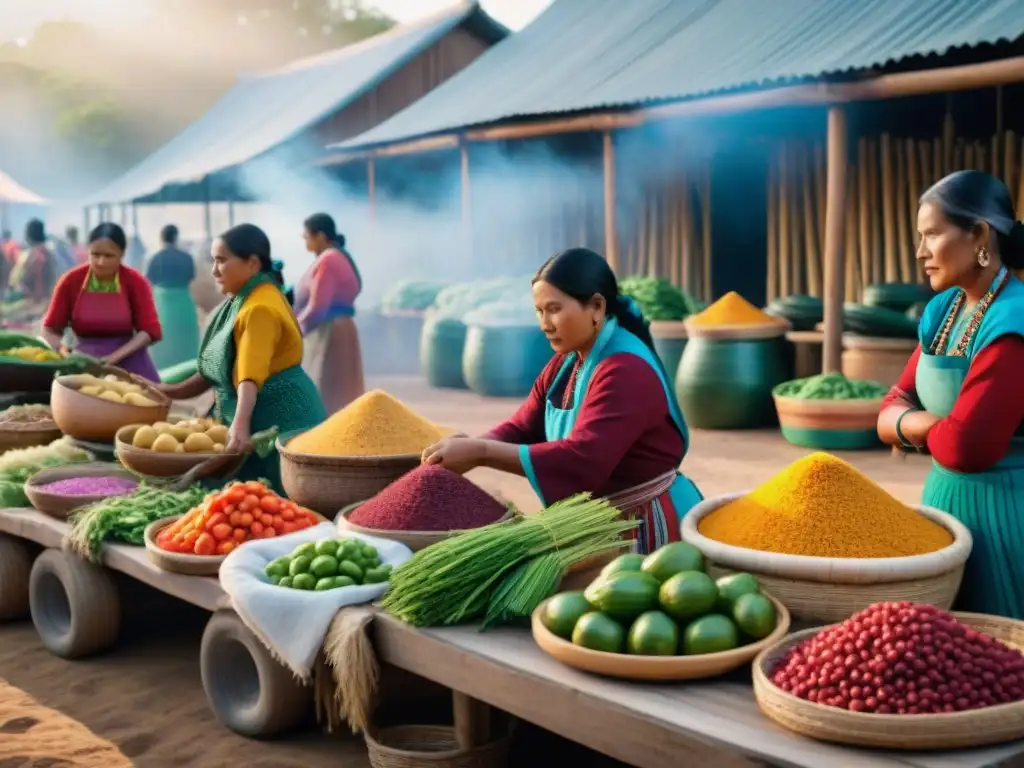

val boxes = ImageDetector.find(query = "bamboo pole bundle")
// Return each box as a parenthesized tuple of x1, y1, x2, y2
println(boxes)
(881, 134, 898, 281)
(788, 143, 806, 295)
(766, 156, 779, 302)
(801, 144, 822, 296)
(845, 172, 859, 301)
(778, 144, 792, 297)
(894, 139, 912, 282)
(857, 138, 872, 290)
(700, 163, 712, 301)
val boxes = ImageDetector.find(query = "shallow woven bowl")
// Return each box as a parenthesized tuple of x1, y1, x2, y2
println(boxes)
(25, 463, 139, 521)
(773, 395, 884, 451)
(115, 424, 241, 479)
(143, 516, 225, 576)
(753, 612, 1024, 749)
(365, 721, 514, 768)
(51, 373, 170, 441)
(681, 492, 973, 623)
(336, 500, 515, 551)
(0, 418, 63, 453)
(276, 430, 422, 519)
(531, 592, 791, 681)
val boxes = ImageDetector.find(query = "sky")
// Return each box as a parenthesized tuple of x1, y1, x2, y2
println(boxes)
(0, 0, 554, 42)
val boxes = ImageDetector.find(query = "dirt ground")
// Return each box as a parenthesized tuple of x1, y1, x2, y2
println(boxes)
(0, 376, 932, 768)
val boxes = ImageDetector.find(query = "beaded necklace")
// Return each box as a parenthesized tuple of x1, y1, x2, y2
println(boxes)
(928, 267, 1010, 356)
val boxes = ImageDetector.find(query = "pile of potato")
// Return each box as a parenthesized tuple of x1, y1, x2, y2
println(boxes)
(63, 373, 160, 407)
(131, 417, 229, 454)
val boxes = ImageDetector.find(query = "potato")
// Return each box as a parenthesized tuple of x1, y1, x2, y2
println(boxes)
(166, 426, 193, 442)
(151, 433, 179, 453)
(60, 374, 99, 389)
(98, 390, 124, 403)
(132, 425, 159, 449)
(124, 392, 158, 408)
(79, 385, 103, 397)
(175, 444, 185, 453)
(205, 424, 229, 444)
(183, 432, 215, 453)
(213, 443, 225, 452)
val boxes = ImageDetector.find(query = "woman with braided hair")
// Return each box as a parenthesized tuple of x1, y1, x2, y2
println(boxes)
(421, 248, 703, 554)
(878, 170, 1024, 619)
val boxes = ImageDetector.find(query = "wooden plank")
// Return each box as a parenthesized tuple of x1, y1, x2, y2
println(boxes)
(0, 509, 227, 612)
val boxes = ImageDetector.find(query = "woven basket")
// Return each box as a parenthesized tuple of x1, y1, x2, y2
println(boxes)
(365, 723, 513, 768)
(24, 463, 138, 521)
(0, 419, 62, 453)
(753, 613, 1024, 749)
(682, 492, 972, 623)
(336, 501, 515, 551)
(277, 431, 420, 519)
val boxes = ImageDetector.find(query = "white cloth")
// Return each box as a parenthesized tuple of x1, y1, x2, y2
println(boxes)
(218, 522, 412, 680)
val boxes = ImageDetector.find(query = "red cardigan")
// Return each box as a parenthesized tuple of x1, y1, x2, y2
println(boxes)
(43, 264, 163, 342)
(882, 337, 1024, 472)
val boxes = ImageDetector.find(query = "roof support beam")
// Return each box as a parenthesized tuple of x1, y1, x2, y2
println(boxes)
(822, 106, 849, 375)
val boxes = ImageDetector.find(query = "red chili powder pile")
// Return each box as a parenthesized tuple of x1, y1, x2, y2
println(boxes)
(348, 465, 507, 531)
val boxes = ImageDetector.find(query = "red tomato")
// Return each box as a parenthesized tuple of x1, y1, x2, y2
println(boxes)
(216, 540, 237, 555)
(184, 530, 200, 548)
(194, 533, 217, 556)
(228, 511, 243, 527)
(244, 481, 266, 495)
(238, 512, 254, 528)
(224, 488, 246, 505)
(250, 521, 264, 536)
(239, 494, 261, 512)
(261, 526, 277, 538)
(206, 513, 227, 531)
(259, 513, 273, 527)
(222, 504, 237, 518)
(280, 521, 297, 534)
(279, 506, 295, 522)
(211, 523, 233, 541)
(258, 495, 280, 513)
(232, 528, 247, 542)
(271, 514, 284, 529)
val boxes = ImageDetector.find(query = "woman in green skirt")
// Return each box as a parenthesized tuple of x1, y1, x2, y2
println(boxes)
(158, 224, 326, 493)
(146, 224, 200, 371)
(878, 169, 1024, 619)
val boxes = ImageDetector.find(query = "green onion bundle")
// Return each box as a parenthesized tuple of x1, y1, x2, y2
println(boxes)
(381, 494, 637, 628)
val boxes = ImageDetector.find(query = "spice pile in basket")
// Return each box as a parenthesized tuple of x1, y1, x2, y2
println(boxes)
(697, 452, 952, 558)
(688, 291, 776, 327)
(288, 390, 443, 457)
(770, 601, 1024, 713)
(36, 476, 138, 496)
(347, 465, 508, 531)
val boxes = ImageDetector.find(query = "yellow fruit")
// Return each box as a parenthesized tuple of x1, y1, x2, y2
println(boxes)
(175, 444, 185, 453)
(99, 390, 124, 403)
(205, 425, 229, 444)
(124, 392, 157, 408)
(183, 432, 215, 453)
(152, 421, 172, 432)
(131, 425, 159, 449)
(151, 433, 179, 453)
(78, 385, 102, 397)
(213, 443, 225, 452)
(166, 426, 192, 442)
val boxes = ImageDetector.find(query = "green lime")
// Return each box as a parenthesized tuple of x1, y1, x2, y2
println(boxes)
(600, 553, 646, 579)
(641, 542, 704, 582)
(341, 540, 362, 558)
(360, 542, 378, 558)
(682, 614, 739, 655)
(572, 612, 625, 653)
(338, 560, 364, 583)
(291, 573, 317, 591)
(277, 576, 293, 588)
(541, 592, 593, 640)
(658, 571, 719, 621)
(332, 575, 356, 589)
(292, 542, 316, 560)
(264, 556, 291, 579)
(583, 571, 660, 622)
(715, 572, 761, 613)
(314, 539, 340, 557)
(363, 565, 391, 584)
(731, 593, 777, 640)
(310, 554, 340, 579)
(314, 577, 336, 591)
(626, 611, 679, 656)
(288, 555, 313, 577)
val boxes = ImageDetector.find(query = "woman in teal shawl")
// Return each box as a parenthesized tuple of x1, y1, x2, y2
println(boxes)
(146, 224, 200, 371)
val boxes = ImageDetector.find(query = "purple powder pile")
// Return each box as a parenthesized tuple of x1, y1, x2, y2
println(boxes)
(37, 476, 138, 497)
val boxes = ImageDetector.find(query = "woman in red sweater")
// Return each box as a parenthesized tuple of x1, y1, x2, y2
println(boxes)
(878, 170, 1024, 619)
(42, 222, 163, 381)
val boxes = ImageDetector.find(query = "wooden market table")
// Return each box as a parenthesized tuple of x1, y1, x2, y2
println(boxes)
(2, 507, 1024, 768)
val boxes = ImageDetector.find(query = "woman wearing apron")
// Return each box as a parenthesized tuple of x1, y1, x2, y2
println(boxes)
(295, 212, 365, 415)
(41, 222, 162, 381)
(878, 170, 1024, 619)
(422, 248, 703, 554)
(158, 224, 326, 493)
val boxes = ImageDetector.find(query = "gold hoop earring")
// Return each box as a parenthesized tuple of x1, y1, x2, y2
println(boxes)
(978, 247, 991, 267)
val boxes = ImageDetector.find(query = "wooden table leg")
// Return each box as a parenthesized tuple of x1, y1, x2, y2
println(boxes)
(452, 690, 491, 749)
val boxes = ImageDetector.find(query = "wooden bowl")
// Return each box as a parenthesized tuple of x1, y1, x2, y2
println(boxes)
(25, 463, 139, 521)
(51, 371, 170, 441)
(681, 492, 973, 623)
(277, 431, 421, 518)
(336, 501, 515, 551)
(115, 424, 242, 479)
(753, 613, 1024, 749)
(143, 516, 225, 576)
(773, 395, 883, 450)
(0, 419, 63, 453)
(531, 592, 791, 681)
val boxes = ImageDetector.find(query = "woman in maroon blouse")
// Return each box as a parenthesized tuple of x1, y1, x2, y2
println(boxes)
(422, 248, 703, 554)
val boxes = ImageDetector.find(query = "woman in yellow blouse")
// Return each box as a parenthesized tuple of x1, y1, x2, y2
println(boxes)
(158, 224, 326, 491)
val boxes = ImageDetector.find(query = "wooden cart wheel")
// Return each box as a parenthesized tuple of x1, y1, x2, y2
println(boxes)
(200, 610, 311, 738)
(0, 534, 33, 621)
(28, 549, 121, 658)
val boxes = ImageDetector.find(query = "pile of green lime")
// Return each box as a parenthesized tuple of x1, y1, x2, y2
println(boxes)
(539, 542, 778, 657)
(264, 537, 392, 592)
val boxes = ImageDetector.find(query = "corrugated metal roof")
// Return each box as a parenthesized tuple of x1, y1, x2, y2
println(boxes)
(88, 2, 507, 204)
(333, 0, 1024, 151)
(0, 169, 45, 204)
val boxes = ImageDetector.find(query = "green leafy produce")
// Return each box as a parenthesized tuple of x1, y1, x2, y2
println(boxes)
(619, 276, 704, 321)
(381, 281, 449, 313)
(267, 536, 388, 591)
(0, 438, 93, 508)
(66, 483, 208, 561)
(773, 372, 888, 400)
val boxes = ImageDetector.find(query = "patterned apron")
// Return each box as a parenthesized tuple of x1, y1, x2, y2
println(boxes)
(523, 316, 703, 554)
(917, 269, 1024, 619)
(196, 273, 326, 494)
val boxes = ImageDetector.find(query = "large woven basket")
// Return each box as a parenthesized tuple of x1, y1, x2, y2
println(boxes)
(277, 431, 420, 519)
(753, 613, 1024, 749)
(681, 492, 972, 623)
(365, 722, 513, 768)
(336, 501, 515, 551)
(0, 419, 63, 453)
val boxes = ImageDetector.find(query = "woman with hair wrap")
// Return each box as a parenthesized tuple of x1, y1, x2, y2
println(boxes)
(158, 223, 325, 492)
(421, 248, 703, 554)
(295, 212, 365, 414)
(878, 170, 1024, 619)
(41, 222, 162, 381)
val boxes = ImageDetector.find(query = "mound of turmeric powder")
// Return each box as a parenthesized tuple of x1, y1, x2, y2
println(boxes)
(697, 452, 953, 558)
(288, 390, 444, 457)
(689, 291, 777, 326)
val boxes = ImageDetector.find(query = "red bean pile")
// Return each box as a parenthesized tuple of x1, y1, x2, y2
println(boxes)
(771, 601, 1024, 714)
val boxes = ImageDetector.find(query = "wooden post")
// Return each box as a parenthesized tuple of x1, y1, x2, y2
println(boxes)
(452, 691, 490, 749)
(822, 106, 849, 374)
(603, 131, 619, 270)
(460, 141, 471, 271)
